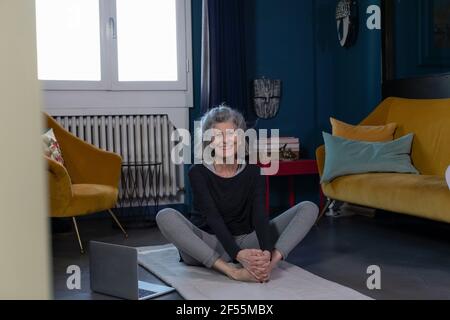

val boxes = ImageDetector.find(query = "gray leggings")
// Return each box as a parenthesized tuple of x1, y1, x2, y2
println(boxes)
(156, 202, 319, 268)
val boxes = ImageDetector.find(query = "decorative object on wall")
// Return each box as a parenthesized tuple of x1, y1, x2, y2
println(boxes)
(419, 0, 450, 67)
(253, 78, 282, 119)
(336, 0, 359, 48)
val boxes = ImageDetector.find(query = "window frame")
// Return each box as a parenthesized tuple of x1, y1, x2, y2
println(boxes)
(37, 0, 190, 92)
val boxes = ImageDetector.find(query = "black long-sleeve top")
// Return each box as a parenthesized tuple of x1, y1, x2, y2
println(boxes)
(188, 164, 274, 260)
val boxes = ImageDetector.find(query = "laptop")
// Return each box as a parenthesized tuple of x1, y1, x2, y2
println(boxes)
(89, 241, 175, 300)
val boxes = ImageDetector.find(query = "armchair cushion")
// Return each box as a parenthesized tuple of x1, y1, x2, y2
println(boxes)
(61, 184, 119, 218)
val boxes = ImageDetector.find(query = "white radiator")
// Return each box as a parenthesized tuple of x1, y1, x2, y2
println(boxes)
(55, 115, 183, 201)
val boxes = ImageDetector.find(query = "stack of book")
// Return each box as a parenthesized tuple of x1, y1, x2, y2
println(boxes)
(256, 137, 301, 161)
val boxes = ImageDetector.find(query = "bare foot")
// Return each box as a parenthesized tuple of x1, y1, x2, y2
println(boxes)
(230, 268, 260, 283)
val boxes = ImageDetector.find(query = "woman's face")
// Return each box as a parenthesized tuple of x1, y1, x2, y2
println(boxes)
(211, 121, 239, 160)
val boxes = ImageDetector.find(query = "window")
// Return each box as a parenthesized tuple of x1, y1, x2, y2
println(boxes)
(35, 0, 190, 91)
(35, 0, 101, 82)
(116, 0, 178, 82)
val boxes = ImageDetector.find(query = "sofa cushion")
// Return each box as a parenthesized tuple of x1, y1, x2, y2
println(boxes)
(322, 133, 419, 183)
(62, 184, 119, 218)
(322, 173, 450, 223)
(331, 118, 397, 142)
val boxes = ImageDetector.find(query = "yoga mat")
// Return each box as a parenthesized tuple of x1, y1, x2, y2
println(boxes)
(138, 245, 373, 300)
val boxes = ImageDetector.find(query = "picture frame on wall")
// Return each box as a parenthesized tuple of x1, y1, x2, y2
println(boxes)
(419, 0, 450, 67)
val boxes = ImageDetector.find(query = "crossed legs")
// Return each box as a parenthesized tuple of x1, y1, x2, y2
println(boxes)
(156, 202, 319, 282)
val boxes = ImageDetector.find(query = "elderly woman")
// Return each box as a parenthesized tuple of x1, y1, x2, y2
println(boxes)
(156, 106, 319, 283)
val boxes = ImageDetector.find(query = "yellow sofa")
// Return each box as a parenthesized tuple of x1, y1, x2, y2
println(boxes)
(316, 97, 450, 223)
(45, 113, 127, 253)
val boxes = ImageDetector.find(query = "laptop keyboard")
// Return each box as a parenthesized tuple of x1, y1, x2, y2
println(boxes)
(139, 288, 156, 298)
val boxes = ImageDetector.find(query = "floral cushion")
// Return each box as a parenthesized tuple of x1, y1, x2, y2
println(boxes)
(43, 128, 64, 165)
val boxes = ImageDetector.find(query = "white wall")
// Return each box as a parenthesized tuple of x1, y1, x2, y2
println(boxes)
(0, 0, 51, 299)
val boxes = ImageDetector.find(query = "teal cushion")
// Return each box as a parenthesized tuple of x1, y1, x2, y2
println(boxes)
(322, 132, 419, 183)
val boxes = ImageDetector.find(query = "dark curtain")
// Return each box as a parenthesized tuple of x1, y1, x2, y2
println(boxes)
(201, 0, 256, 127)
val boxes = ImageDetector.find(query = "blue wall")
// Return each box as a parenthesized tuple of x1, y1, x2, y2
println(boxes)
(245, 0, 318, 159)
(192, 0, 383, 156)
(244, 0, 321, 207)
(315, 0, 383, 130)
(191, 0, 320, 158)
(188, 0, 383, 208)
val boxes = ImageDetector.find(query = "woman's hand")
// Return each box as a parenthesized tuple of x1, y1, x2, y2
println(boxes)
(236, 249, 271, 282)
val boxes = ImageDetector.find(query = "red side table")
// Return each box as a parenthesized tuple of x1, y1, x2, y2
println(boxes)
(260, 160, 325, 214)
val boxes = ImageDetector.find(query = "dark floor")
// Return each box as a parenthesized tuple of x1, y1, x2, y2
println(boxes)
(52, 209, 450, 300)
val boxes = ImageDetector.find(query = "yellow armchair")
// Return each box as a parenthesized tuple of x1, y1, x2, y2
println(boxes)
(45, 113, 127, 253)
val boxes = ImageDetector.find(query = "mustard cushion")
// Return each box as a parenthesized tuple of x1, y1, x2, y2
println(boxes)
(322, 173, 450, 223)
(331, 117, 397, 142)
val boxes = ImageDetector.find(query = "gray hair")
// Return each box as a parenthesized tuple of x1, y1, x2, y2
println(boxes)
(195, 105, 248, 162)
(200, 105, 247, 133)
